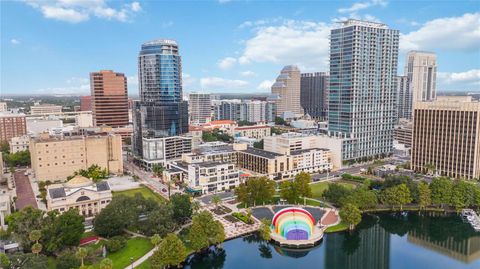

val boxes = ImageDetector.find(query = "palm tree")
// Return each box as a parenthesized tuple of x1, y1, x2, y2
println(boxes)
(211, 195, 221, 209)
(152, 164, 165, 179)
(76, 247, 88, 267)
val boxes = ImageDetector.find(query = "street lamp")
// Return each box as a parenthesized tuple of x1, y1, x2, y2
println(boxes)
(130, 257, 134, 269)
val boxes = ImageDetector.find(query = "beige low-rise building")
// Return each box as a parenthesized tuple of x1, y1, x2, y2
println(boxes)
(30, 134, 123, 182)
(234, 125, 271, 139)
(46, 175, 112, 218)
(30, 104, 63, 115)
(9, 135, 30, 153)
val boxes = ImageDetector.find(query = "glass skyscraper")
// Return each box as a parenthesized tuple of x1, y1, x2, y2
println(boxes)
(328, 20, 399, 161)
(133, 39, 188, 157)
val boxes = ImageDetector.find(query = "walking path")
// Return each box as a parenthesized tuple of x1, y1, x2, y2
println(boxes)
(13, 169, 38, 209)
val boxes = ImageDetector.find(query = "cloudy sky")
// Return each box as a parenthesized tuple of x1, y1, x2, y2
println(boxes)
(1, 0, 479, 95)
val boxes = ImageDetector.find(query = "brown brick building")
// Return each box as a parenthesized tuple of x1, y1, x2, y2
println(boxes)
(90, 70, 129, 128)
(0, 113, 26, 142)
(411, 96, 480, 179)
(80, 96, 92, 111)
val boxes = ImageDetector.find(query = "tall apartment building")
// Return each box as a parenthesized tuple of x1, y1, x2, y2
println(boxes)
(213, 99, 275, 123)
(133, 39, 189, 160)
(90, 70, 129, 128)
(271, 65, 303, 118)
(328, 19, 399, 161)
(189, 93, 212, 125)
(30, 134, 123, 181)
(0, 103, 7, 112)
(300, 72, 329, 120)
(30, 104, 62, 115)
(396, 75, 411, 119)
(0, 113, 26, 142)
(80, 96, 92, 111)
(411, 96, 480, 179)
(406, 51, 437, 103)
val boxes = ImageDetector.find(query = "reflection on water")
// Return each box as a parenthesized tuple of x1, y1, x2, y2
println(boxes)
(185, 212, 480, 269)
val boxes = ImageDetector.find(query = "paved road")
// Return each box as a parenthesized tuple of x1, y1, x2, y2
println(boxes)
(13, 169, 38, 209)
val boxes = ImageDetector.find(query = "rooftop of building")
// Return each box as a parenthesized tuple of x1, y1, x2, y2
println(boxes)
(341, 19, 388, 28)
(240, 147, 283, 159)
(0, 112, 26, 117)
(31, 132, 117, 143)
(207, 120, 236, 125)
(194, 144, 235, 155)
(290, 148, 330, 155)
(142, 39, 178, 46)
(48, 176, 110, 199)
(235, 125, 270, 130)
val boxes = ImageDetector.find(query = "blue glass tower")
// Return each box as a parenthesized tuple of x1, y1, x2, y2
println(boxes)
(133, 39, 188, 157)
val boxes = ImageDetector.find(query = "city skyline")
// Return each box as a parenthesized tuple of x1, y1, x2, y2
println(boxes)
(1, 1, 479, 95)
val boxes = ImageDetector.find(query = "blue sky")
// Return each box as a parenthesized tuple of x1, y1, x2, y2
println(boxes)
(1, 0, 479, 95)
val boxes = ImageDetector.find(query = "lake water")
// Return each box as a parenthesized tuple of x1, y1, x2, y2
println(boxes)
(185, 212, 480, 269)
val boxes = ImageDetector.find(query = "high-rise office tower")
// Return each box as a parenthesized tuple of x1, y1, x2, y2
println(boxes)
(300, 72, 329, 120)
(405, 51, 437, 103)
(328, 20, 399, 161)
(271, 65, 303, 118)
(189, 93, 212, 125)
(90, 70, 129, 128)
(133, 39, 189, 158)
(411, 96, 480, 179)
(396, 75, 411, 119)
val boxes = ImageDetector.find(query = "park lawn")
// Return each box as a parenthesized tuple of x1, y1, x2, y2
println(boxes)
(325, 222, 349, 233)
(113, 186, 166, 204)
(311, 181, 356, 199)
(136, 259, 152, 269)
(92, 237, 153, 269)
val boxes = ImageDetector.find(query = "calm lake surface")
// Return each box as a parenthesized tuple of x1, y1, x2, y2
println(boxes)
(185, 212, 480, 269)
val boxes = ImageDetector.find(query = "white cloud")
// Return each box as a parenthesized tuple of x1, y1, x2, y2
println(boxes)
(200, 77, 249, 90)
(218, 57, 237, 70)
(182, 73, 197, 89)
(437, 69, 480, 91)
(400, 13, 480, 52)
(438, 69, 480, 84)
(36, 76, 90, 94)
(237, 20, 331, 71)
(127, 75, 138, 93)
(257, 80, 274, 91)
(10, 39, 20, 45)
(240, 71, 255, 77)
(24, 0, 141, 23)
(337, 0, 387, 20)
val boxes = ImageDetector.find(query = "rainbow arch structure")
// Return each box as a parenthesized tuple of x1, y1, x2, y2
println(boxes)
(272, 207, 316, 240)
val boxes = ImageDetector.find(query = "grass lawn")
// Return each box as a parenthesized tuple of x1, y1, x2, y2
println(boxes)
(325, 222, 349, 233)
(136, 259, 152, 269)
(311, 181, 356, 199)
(113, 186, 166, 204)
(92, 237, 153, 269)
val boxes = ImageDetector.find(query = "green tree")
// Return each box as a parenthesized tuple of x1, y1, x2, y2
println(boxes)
(152, 164, 165, 178)
(187, 211, 225, 252)
(94, 195, 138, 237)
(274, 117, 286, 125)
(430, 177, 453, 208)
(3, 150, 31, 167)
(294, 172, 312, 204)
(253, 139, 264, 149)
(150, 234, 162, 247)
(234, 177, 276, 206)
(76, 247, 88, 267)
(323, 183, 352, 205)
(99, 258, 113, 269)
(170, 193, 193, 224)
(56, 250, 81, 269)
(339, 204, 362, 230)
(417, 181, 431, 210)
(150, 233, 187, 269)
(259, 219, 271, 241)
(211, 195, 222, 209)
(340, 188, 378, 210)
(380, 184, 412, 210)
(0, 252, 10, 268)
(424, 163, 436, 175)
(279, 180, 299, 204)
(31, 242, 43, 256)
(105, 236, 127, 253)
(0, 141, 9, 153)
(42, 208, 85, 253)
(450, 180, 474, 211)
(139, 204, 176, 237)
(234, 183, 249, 206)
(75, 164, 108, 182)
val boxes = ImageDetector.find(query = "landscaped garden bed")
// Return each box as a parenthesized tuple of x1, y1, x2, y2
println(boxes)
(224, 214, 240, 223)
(211, 205, 233, 215)
(232, 212, 254, 224)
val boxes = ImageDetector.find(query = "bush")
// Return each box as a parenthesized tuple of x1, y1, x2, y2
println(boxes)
(341, 173, 367, 183)
(232, 212, 254, 224)
(56, 250, 81, 269)
(105, 235, 127, 253)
